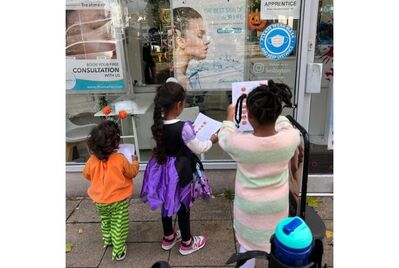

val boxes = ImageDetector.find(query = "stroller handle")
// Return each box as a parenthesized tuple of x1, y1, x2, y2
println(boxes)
(286, 115, 310, 220)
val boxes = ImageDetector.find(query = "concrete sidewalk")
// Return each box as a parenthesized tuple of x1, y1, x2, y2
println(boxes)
(66, 196, 333, 268)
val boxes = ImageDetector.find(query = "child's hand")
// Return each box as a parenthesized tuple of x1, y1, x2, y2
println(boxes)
(131, 155, 138, 162)
(226, 104, 235, 122)
(210, 133, 218, 144)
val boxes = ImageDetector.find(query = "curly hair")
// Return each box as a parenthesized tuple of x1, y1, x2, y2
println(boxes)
(87, 120, 121, 161)
(235, 80, 293, 126)
(151, 81, 186, 164)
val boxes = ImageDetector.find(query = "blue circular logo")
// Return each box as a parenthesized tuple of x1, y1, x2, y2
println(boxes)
(259, 23, 296, 61)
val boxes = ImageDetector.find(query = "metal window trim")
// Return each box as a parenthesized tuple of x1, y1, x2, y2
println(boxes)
(295, 0, 320, 130)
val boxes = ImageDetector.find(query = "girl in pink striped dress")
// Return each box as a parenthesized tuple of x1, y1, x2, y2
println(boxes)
(218, 81, 300, 268)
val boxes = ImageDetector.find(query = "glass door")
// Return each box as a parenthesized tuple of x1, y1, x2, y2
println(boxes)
(308, 0, 333, 174)
(289, 0, 333, 175)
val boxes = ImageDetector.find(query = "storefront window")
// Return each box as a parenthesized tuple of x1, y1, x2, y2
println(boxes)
(66, 0, 308, 164)
(308, 0, 333, 174)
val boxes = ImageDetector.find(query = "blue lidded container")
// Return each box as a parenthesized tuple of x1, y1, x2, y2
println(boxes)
(274, 216, 313, 266)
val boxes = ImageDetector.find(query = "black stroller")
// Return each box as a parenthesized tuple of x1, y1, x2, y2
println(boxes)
(226, 115, 327, 268)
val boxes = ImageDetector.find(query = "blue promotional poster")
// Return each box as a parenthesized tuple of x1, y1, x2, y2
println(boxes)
(171, 0, 246, 90)
(66, 0, 126, 92)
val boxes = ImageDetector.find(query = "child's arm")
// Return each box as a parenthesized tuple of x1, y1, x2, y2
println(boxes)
(275, 115, 294, 131)
(123, 155, 139, 179)
(218, 104, 239, 155)
(182, 121, 217, 154)
(82, 157, 92, 180)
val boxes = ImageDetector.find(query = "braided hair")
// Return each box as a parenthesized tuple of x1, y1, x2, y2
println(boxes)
(235, 80, 293, 127)
(152, 81, 186, 164)
(87, 120, 121, 161)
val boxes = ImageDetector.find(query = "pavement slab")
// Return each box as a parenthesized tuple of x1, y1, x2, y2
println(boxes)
(190, 197, 233, 221)
(129, 198, 162, 222)
(168, 220, 236, 267)
(66, 199, 81, 221)
(98, 242, 169, 268)
(323, 219, 334, 267)
(66, 223, 105, 267)
(313, 196, 333, 220)
(67, 199, 99, 223)
(66, 195, 333, 267)
(127, 221, 164, 243)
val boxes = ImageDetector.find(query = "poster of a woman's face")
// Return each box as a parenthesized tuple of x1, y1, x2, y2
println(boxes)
(176, 17, 209, 60)
(173, 7, 210, 90)
(172, 0, 246, 91)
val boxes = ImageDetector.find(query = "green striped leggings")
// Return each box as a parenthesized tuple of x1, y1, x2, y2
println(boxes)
(95, 199, 129, 260)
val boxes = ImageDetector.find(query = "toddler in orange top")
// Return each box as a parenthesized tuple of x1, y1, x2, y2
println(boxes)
(83, 120, 139, 261)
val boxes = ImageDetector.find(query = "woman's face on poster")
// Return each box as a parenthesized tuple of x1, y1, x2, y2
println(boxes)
(179, 18, 210, 60)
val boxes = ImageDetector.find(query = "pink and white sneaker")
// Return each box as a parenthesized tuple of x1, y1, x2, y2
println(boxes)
(178, 235, 207, 255)
(161, 230, 182, 250)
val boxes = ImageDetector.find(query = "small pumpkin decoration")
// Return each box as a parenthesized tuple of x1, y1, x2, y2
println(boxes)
(118, 110, 128, 120)
(102, 106, 111, 115)
(248, 12, 267, 30)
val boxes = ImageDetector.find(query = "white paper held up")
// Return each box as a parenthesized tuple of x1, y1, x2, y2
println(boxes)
(117, 144, 136, 163)
(232, 80, 268, 131)
(193, 113, 222, 142)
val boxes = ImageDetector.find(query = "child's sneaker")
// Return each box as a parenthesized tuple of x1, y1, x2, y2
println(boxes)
(178, 235, 206, 256)
(115, 245, 127, 261)
(161, 230, 182, 250)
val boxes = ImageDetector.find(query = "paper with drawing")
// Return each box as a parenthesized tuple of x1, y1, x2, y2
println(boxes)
(193, 113, 222, 141)
(232, 80, 268, 131)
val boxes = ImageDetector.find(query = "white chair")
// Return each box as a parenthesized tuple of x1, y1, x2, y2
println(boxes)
(66, 119, 97, 161)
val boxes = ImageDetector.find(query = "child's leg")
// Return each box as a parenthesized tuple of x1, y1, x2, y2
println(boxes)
(239, 245, 256, 268)
(161, 214, 174, 237)
(176, 205, 191, 242)
(177, 204, 206, 255)
(109, 199, 129, 260)
(95, 203, 112, 247)
(160, 206, 182, 250)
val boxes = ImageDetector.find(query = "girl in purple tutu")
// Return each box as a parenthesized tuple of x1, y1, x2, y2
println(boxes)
(140, 78, 218, 255)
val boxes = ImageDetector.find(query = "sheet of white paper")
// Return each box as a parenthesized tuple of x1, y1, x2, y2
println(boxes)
(193, 113, 222, 142)
(117, 144, 136, 163)
(232, 80, 268, 132)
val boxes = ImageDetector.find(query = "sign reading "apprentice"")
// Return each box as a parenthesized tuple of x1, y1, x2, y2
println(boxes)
(260, 0, 300, 20)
